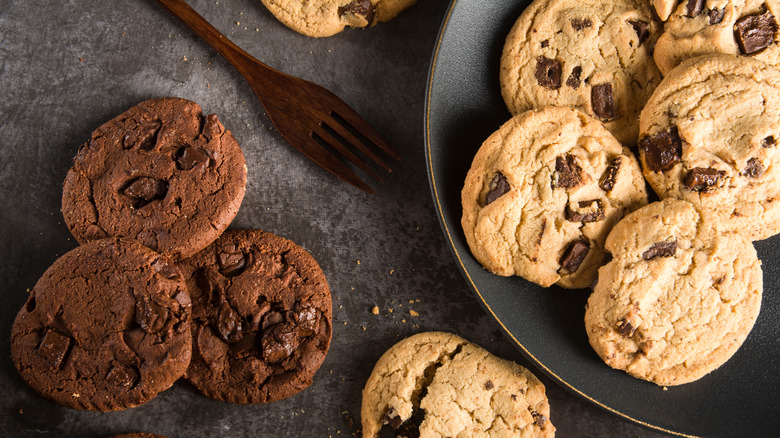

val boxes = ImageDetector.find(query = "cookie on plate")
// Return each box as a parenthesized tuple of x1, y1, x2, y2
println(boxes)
(260, 0, 417, 38)
(62, 97, 247, 260)
(653, 0, 780, 75)
(11, 238, 192, 411)
(361, 332, 554, 438)
(585, 199, 762, 386)
(179, 229, 332, 403)
(638, 54, 780, 240)
(499, 0, 662, 145)
(461, 107, 648, 289)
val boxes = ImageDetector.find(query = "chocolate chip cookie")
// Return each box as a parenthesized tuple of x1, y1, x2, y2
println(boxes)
(638, 54, 780, 240)
(11, 238, 192, 411)
(62, 97, 247, 260)
(500, 0, 663, 145)
(461, 107, 648, 289)
(585, 199, 763, 385)
(109, 434, 168, 438)
(178, 229, 332, 403)
(654, 0, 780, 75)
(260, 0, 416, 37)
(361, 332, 554, 438)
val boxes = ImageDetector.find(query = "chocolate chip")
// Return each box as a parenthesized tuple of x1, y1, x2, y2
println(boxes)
(123, 120, 160, 150)
(294, 305, 320, 337)
(37, 329, 72, 369)
(565, 200, 605, 223)
(616, 319, 636, 337)
(591, 83, 615, 120)
(571, 18, 592, 31)
(709, 7, 725, 24)
(175, 146, 210, 171)
(566, 66, 582, 88)
(485, 171, 510, 205)
(686, 0, 704, 17)
(560, 240, 589, 273)
(743, 157, 765, 178)
(537, 219, 547, 245)
(535, 56, 562, 89)
(484, 380, 494, 390)
(383, 407, 404, 429)
(541, 39, 549, 48)
(735, 10, 778, 55)
(262, 310, 284, 330)
(639, 127, 683, 172)
(151, 257, 179, 279)
(627, 19, 650, 45)
(261, 322, 299, 363)
(684, 167, 724, 191)
(599, 157, 622, 191)
(122, 177, 168, 209)
(554, 155, 583, 189)
(642, 240, 677, 260)
(106, 363, 138, 388)
(217, 244, 247, 277)
(529, 408, 548, 428)
(762, 136, 776, 148)
(135, 294, 170, 333)
(337, 0, 374, 24)
(216, 303, 243, 343)
(201, 114, 224, 141)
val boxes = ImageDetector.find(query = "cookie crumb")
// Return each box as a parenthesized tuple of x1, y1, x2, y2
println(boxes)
(409, 310, 419, 317)
(371, 305, 379, 315)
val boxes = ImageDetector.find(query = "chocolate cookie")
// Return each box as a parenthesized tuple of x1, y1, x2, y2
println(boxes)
(11, 238, 192, 411)
(62, 97, 247, 260)
(108, 434, 168, 438)
(178, 229, 332, 403)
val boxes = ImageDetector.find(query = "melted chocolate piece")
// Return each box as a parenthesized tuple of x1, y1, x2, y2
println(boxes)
(485, 171, 510, 205)
(37, 329, 72, 369)
(261, 322, 300, 363)
(217, 244, 248, 277)
(383, 407, 404, 429)
(122, 177, 168, 209)
(216, 302, 243, 343)
(743, 157, 765, 178)
(571, 18, 592, 30)
(735, 10, 778, 55)
(565, 200, 605, 223)
(639, 127, 683, 172)
(709, 7, 725, 24)
(616, 319, 637, 337)
(684, 167, 724, 191)
(599, 157, 622, 191)
(628, 19, 650, 45)
(338, 0, 374, 24)
(686, 0, 704, 17)
(122, 120, 160, 150)
(151, 257, 180, 280)
(566, 66, 582, 88)
(762, 136, 776, 148)
(560, 240, 590, 273)
(535, 56, 562, 89)
(554, 155, 583, 188)
(175, 146, 210, 171)
(591, 83, 615, 120)
(106, 363, 138, 388)
(294, 305, 320, 337)
(135, 294, 170, 333)
(642, 240, 678, 260)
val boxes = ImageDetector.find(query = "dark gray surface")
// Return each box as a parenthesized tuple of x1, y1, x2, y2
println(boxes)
(0, 0, 675, 437)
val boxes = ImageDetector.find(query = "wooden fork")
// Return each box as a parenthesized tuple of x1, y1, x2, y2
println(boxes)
(154, 0, 400, 194)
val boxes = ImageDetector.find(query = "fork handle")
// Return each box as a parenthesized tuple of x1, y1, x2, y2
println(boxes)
(154, 0, 276, 84)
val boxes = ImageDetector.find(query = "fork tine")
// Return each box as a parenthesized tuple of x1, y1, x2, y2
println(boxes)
(321, 116, 391, 173)
(327, 99, 402, 162)
(292, 134, 374, 194)
(313, 126, 382, 182)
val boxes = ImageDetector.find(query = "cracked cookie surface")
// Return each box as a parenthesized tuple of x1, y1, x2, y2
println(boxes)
(178, 229, 332, 403)
(638, 54, 780, 240)
(62, 97, 247, 260)
(585, 199, 763, 386)
(461, 107, 648, 289)
(11, 238, 192, 411)
(361, 332, 554, 438)
(260, 0, 417, 37)
(653, 0, 780, 75)
(499, 0, 662, 145)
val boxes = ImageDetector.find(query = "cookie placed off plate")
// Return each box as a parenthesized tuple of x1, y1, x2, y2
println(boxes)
(461, 106, 648, 289)
(585, 199, 762, 386)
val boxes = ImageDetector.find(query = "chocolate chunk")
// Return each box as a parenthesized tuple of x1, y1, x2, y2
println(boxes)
(135, 294, 170, 333)
(735, 10, 778, 55)
(684, 167, 724, 191)
(686, 0, 704, 17)
(484, 380, 494, 390)
(337, 0, 374, 24)
(743, 157, 765, 178)
(628, 19, 650, 45)
(642, 240, 678, 260)
(485, 171, 510, 205)
(616, 319, 636, 337)
(216, 303, 243, 343)
(175, 146, 210, 171)
(591, 83, 615, 120)
(261, 322, 299, 363)
(599, 157, 622, 191)
(639, 127, 683, 172)
(294, 306, 320, 337)
(565, 200, 605, 223)
(201, 113, 224, 141)
(151, 257, 180, 279)
(37, 329, 72, 369)
(217, 244, 247, 277)
(566, 66, 582, 88)
(262, 310, 285, 330)
(529, 408, 548, 428)
(535, 56, 562, 89)
(123, 120, 160, 150)
(106, 363, 138, 388)
(560, 240, 589, 273)
(540, 39, 549, 48)
(383, 407, 404, 429)
(554, 155, 583, 188)
(762, 135, 776, 148)
(571, 18, 592, 31)
(709, 7, 725, 24)
(122, 177, 168, 209)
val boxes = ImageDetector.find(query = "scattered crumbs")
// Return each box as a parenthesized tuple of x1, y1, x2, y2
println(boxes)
(339, 305, 343, 309)
(356, 260, 361, 265)
(256, 28, 259, 32)
(343, 321, 347, 325)
(409, 310, 419, 317)
(371, 305, 379, 315)
(361, 326, 366, 331)
(79, 57, 84, 62)
(389, 269, 394, 275)
(182, 56, 188, 61)
(401, 319, 406, 323)
(236, 21, 240, 25)
(350, 286, 355, 291)
(330, 369, 333, 373)
(388, 308, 393, 313)
(72, 393, 80, 398)
(409, 300, 415, 304)
(663, 387, 668, 391)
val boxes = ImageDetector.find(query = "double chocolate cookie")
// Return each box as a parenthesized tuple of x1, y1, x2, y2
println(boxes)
(11, 238, 192, 411)
(179, 229, 332, 403)
(62, 97, 247, 260)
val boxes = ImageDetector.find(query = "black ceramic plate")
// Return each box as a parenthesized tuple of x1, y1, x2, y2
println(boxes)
(424, 1, 780, 437)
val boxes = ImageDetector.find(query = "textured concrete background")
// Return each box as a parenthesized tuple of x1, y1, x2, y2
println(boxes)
(0, 0, 673, 436)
